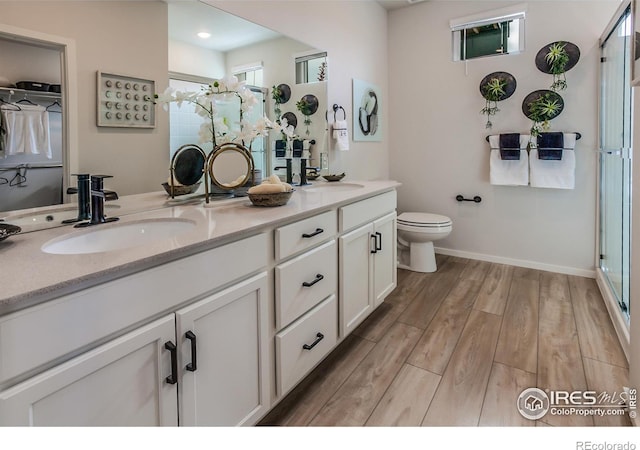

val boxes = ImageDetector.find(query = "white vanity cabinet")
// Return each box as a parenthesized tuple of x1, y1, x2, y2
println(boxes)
(0, 315, 178, 426)
(338, 192, 397, 337)
(0, 234, 270, 427)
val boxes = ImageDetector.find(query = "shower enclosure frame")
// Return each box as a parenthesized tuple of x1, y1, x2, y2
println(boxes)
(595, 0, 633, 361)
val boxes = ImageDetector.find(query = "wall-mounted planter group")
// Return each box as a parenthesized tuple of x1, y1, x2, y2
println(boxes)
(479, 40, 580, 150)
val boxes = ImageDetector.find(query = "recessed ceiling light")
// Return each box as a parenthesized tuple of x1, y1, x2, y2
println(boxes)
(197, 32, 211, 39)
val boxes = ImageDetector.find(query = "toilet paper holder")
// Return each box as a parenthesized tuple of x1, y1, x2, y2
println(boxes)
(456, 195, 482, 203)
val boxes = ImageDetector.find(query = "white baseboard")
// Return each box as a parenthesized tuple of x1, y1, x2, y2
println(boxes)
(434, 247, 596, 279)
(595, 269, 630, 363)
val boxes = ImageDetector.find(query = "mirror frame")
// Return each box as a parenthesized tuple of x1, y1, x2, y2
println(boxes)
(206, 142, 254, 194)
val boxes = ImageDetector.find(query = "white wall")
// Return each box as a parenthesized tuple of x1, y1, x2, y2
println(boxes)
(389, 1, 619, 275)
(169, 39, 226, 79)
(1, 1, 169, 197)
(206, 0, 389, 180)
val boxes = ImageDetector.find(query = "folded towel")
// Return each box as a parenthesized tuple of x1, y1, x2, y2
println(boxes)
(332, 119, 349, 151)
(529, 148, 575, 189)
(275, 139, 286, 158)
(490, 149, 529, 186)
(537, 132, 564, 149)
(488, 134, 530, 150)
(499, 133, 520, 149)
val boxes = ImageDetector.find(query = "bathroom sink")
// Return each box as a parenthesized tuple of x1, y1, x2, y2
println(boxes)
(41, 218, 196, 255)
(303, 183, 364, 193)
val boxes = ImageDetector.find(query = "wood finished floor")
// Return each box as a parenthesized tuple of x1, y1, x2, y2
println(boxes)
(259, 255, 630, 427)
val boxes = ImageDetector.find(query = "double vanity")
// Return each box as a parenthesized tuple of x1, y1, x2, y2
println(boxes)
(0, 180, 398, 426)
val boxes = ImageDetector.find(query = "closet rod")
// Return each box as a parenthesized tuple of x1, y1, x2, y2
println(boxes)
(0, 164, 62, 170)
(0, 86, 61, 100)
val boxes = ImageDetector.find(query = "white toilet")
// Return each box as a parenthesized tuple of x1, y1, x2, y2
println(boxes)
(397, 212, 453, 273)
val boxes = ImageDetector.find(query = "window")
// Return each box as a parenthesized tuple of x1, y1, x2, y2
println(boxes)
(295, 51, 328, 84)
(232, 62, 264, 87)
(451, 4, 526, 61)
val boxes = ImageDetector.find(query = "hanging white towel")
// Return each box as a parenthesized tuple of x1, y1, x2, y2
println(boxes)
(529, 133, 576, 189)
(332, 119, 349, 151)
(488, 134, 530, 186)
(1, 104, 52, 159)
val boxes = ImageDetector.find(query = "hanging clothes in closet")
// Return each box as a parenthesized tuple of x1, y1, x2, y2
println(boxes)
(0, 102, 52, 159)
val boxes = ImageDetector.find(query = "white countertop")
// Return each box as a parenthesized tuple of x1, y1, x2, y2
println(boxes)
(0, 180, 399, 315)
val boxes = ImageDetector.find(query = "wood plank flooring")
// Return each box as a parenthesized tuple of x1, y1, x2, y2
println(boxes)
(259, 256, 631, 427)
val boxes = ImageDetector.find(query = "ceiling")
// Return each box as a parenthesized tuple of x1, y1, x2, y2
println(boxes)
(168, 2, 282, 52)
(168, 0, 428, 52)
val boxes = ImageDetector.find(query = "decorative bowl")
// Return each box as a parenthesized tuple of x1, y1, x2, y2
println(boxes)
(322, 173, 345, 182)
(0, 223, 21, 242)
(306, 172, 320, 181)
(162, 182, 201, 196)
(248, 190, 294, 207)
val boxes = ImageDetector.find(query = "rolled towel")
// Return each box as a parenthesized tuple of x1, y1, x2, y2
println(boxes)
(248, 183, 286, 194)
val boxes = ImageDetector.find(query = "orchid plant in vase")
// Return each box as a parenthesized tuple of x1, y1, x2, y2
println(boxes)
(156, 75, 287, 152)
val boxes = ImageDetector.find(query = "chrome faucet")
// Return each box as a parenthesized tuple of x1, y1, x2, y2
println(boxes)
(75, 175, 119, 228)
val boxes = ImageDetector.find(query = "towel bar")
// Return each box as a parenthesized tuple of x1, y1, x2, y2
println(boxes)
(485, 132, 581, 143)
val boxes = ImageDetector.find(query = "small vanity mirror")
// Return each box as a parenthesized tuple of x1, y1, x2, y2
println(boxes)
(207, 143, 254, 191)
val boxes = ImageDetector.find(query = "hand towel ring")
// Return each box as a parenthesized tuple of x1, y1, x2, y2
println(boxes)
(332, 104, 346, 121)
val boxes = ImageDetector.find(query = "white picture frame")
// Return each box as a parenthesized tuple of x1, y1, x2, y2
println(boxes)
(352, 78, 382, 142)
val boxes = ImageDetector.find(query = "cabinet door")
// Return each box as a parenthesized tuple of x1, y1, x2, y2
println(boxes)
(176, 273, 269, 426)
(339, 222, 374, 337)
(373, 212, 397, 307)
(0, 315, 178, 426)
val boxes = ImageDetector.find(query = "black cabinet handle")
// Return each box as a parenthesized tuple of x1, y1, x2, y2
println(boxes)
(302, 332, 325, 350)
(164, 341, 178, 385)
(302, 228, 324, 238)
(375, 232, 382, 251)
(370, 234, 378, 254)
(302, 273, 324, 287)
(185, 331, 197, 372)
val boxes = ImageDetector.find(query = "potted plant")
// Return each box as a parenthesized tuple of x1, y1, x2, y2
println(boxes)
(479, 71, 516, 129)
(535, 41, 580, 92)
(296, 94, 319, 136)
(546, 42, 570, 91)
(524, 90, 564, 155)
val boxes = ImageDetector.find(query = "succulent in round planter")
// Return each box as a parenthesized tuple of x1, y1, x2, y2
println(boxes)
(479, 72, 517, 129)
(522, 89, 565, 146)
(535, 41, 580, 91)
(296, 94, 319, 136)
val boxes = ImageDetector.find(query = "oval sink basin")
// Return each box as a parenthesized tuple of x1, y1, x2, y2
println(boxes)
(42, 219, 196, 255)
(303, 183, 364, 193)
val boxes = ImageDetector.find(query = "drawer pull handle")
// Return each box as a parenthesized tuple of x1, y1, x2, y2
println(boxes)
(302, 273, 324, 287)
(164, 341, 178, 385)
(370, 234, 378, 254)
(303, 332, 325, 350)
(185, 331, 197, 372)
(302, 228, 324, 238)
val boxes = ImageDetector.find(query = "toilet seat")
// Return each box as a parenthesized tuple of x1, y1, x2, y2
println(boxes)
(397, 212, 452, 229)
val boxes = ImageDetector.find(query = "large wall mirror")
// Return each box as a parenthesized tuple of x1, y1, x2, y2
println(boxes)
(0, 0, 328, 216)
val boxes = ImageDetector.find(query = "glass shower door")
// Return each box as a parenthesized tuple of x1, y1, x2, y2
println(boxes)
(600, 6, 632, 319)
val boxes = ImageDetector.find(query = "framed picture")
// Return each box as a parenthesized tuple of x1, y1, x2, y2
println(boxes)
(352, 78, 382, 142)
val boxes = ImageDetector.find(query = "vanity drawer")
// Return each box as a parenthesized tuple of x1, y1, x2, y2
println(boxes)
(339, 190, 396, 232)
(275, 240, 337, 329)
(275, 210, 337, 260)
(275, 295, 337, 396)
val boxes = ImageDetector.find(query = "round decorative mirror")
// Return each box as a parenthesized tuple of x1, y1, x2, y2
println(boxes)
(206, 143, 254, 193)
(166, 144, 206, 197)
